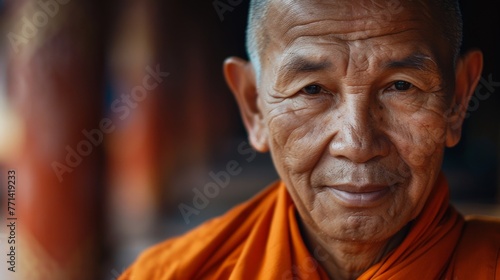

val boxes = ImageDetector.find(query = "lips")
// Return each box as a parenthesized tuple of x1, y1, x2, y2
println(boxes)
(325, 184, 394, 208)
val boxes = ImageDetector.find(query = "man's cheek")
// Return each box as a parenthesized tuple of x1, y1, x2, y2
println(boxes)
(267, 110, 330, 172)
(269, 117, 314, 158)
(408, 147, 430, 166)
(266, 101, 323, 145)
(402, 126, 445, 168)
(267, 111, 301, 146)
(385, 112, 444, 166)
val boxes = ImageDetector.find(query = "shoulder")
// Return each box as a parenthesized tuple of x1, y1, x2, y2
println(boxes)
(464, 215, 500, 234)
(119, 182, 282, 280)
(462, 215, 500, 248)
(451, 215, 500, 279)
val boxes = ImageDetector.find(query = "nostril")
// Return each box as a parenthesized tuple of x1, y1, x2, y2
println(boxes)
(329, 125, 390, 163)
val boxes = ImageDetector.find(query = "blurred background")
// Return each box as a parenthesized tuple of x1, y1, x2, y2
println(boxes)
(0, 0, 498, 279)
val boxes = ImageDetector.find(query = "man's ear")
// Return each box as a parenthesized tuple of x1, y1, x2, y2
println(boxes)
(446, 50, 483, 147)
(224, 57, 269, 152)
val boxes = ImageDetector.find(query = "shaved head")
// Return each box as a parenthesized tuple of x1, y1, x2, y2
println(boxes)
(246, 0, 269, 77)
(246, 0, 463, 77)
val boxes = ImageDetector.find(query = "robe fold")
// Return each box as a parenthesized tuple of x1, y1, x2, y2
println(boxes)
(120, 173, 500, 279)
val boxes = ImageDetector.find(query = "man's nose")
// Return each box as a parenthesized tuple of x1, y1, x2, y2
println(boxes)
(328, 95, 390, 163)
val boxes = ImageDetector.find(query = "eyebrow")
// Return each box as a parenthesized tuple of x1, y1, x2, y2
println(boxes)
(276, 56, 333, 83)
(383, 53, 440, 74)
(281, 56, 332, 72)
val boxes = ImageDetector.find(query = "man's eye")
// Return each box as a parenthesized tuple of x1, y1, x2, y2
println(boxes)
(302, 84, 323, 95)
(389, 81, 414, 91)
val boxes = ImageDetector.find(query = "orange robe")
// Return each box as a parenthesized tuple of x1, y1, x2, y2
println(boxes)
(120, 173, 500, 279)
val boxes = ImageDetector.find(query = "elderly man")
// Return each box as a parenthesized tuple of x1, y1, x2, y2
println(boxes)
(120, 0, 500, 279)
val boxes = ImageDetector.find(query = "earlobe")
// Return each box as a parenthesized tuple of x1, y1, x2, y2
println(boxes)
(223, 57, 269, 152)
(445, 50, 483, 147)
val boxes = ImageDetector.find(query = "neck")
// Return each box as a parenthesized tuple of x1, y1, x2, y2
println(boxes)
(300, 221, 410, 280)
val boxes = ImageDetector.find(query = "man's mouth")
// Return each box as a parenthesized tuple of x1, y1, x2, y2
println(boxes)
(325, 184, 395, 208)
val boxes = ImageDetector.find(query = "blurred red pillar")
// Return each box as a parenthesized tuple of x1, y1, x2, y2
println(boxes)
(4, 0, 107, 279)
(106, 0, 173, 245)
(105, 0, 238, 251)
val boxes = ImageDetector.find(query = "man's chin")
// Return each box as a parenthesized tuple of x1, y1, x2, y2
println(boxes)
(313, 209, 407, 242)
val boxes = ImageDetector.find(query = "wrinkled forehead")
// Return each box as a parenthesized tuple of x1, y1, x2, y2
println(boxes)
(261, 0, 453, 83)
(266, 0, 437, 37)
(262, 0, 447, 64)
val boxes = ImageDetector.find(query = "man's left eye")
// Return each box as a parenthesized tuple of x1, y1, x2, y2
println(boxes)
(389, 81, 414, 91)
(301, 84, 323, 95)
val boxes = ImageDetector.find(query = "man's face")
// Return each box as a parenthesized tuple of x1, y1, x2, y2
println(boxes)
(256, 0, 457, 242)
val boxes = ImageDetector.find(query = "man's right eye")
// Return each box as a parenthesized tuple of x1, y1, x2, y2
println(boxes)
(301, 84, 323, 95)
